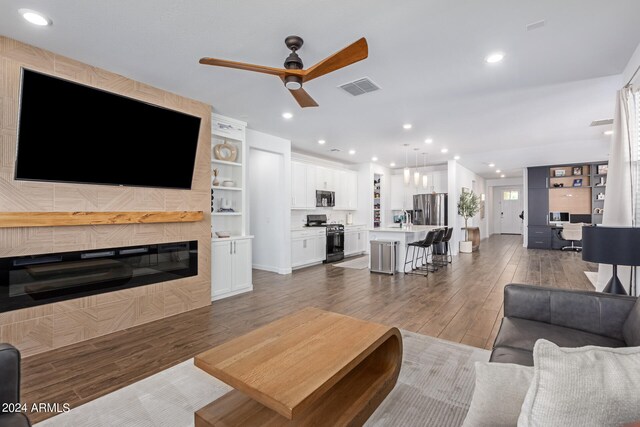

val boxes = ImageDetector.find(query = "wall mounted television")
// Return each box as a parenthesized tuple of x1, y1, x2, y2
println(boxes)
(15, 69, 202, 190)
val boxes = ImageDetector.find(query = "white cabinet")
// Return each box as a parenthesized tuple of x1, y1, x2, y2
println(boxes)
(291, 162, 317, 209)
(344, 226, 367, 256)
(334, 170, 358, 211)
(291, 229, 326, 268)
(346, 172, 358, 210)
(212, 237, 253, 300)
(316, 166, 336, 191)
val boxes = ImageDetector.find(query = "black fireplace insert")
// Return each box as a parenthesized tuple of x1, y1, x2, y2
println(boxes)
(0, 240, 198, 313)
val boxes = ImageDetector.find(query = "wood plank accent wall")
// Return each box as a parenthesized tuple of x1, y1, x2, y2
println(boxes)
(0, 36, 212, 357)
(0, 211, 204, 228)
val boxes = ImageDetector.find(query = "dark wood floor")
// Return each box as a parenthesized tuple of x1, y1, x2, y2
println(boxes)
(21, 235, 596, 423)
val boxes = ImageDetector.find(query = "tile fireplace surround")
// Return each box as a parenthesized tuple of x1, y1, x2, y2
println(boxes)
(0, 36, 212, 357)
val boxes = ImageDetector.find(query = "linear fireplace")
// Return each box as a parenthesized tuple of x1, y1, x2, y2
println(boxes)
(0, 240, 198, 313)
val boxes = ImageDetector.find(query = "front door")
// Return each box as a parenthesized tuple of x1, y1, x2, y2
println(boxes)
(498, 187, 523, 234)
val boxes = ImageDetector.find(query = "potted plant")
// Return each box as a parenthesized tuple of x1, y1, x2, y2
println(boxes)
(457, 190, 480, 253)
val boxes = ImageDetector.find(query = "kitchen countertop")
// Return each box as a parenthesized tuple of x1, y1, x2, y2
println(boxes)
(369, 225, 443, 233)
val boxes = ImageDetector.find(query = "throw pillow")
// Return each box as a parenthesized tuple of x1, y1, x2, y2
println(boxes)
(462, 362, 533, 427)
(518, 339, 640, 427)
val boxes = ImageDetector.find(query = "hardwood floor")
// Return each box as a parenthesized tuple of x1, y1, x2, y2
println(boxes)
(20, 235, 596, 423)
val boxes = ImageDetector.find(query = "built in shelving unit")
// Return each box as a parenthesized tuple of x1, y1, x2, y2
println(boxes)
(373, 174, 381, 228)
(210, 114, 253, 301)
(211, 115, 247, 237)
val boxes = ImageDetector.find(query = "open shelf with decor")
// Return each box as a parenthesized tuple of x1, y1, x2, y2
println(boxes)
(210, 114, 253, 301)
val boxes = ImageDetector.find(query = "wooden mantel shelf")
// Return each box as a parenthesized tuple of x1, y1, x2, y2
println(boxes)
(0, 211, 204, 228)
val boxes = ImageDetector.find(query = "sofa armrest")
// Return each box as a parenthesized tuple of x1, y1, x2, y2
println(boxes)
(504, 284, 637, 341)
(0, 344, 21, 405)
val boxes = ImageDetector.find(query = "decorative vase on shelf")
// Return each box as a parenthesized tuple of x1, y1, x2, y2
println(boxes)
(212, 168, 220, 186)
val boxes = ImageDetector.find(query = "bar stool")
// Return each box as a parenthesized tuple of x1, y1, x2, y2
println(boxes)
(429, 229, 446, 271)
(438, 227, 454, 266)
(404, 230, 436, 275)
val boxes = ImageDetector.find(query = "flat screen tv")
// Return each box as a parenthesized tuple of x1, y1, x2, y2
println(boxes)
(15, 69, 202, 190)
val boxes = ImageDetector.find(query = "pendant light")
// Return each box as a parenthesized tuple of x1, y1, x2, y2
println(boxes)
(422, 153, 428, 189)
(413, 148, 420, 187)
(403, 144, 410, 185)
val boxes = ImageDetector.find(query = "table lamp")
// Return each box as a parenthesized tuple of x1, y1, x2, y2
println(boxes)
(582, 226, 640, 295)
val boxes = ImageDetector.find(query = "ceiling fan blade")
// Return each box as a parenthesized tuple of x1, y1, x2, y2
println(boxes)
(303, 38, 368, 83)
(199, 57, 288, 77)
(288, 87, 319, 108)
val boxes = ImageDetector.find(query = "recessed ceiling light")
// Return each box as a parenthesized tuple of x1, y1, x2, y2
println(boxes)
(440, 148, 448, 153)
(496, 169, 502, 173)
(454, 155, 460, 160)
(371, 157, 378, 162)
(604, 130, 614, 136)
(485, 52, 505, 64)
(390, 162, 396, 167)
(318, 139, 326, 145)
(424, 138, 433, 144)
(19, 8, 51, 26)
(489, 163, 495, 167)
(403, 123, 412, 130)
(348, 149, 356, 155)
(282, 112, 293, 119)
(500, 174, 506, 178)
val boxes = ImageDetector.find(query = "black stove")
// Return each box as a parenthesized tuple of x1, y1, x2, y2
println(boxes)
(306, 215, 344, 263)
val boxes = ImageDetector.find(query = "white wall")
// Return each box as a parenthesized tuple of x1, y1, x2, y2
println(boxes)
(246, 129, 292, 274)
(448, 160, 488, 255)
(622, 41, 640, 85)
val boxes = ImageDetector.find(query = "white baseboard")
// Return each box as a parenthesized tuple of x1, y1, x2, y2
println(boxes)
(253, 264, 292, 275)
(211, 285, 253, 301)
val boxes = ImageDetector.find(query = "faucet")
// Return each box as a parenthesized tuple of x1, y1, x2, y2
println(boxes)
(401, 210, 412, 228)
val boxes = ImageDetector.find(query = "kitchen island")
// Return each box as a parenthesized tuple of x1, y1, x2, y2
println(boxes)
(369, 225, 444, 273)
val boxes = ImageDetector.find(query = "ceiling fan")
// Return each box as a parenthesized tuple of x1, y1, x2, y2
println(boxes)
(199, 36, 368, 108)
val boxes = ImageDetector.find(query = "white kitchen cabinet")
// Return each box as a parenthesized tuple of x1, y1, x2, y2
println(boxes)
(334, 170, 348, 209)
(212, 237, 253, 300)
(291, 162, 317, 209)
(316, 166, 336, 191)
(291, 229, 326, 268)
(347, 172, 358, 210)
(344, 226, 367, 256)
(291, 161, 307, 209)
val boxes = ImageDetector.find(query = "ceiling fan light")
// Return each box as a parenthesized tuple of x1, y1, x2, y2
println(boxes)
(284, 75, 303, 90)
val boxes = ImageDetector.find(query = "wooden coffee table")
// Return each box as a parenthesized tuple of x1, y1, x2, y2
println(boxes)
(194, 307, 403, 426)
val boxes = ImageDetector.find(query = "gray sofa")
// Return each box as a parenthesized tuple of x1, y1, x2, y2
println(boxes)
(490, 284, 640, 366)
(0, 344, 31, 427)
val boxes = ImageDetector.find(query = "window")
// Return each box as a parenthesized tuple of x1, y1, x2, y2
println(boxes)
(635, 89, 640, 225)
(503, 190, 519, 201)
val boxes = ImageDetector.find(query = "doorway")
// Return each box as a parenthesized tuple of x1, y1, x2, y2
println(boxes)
(493, 186, 523, 235)
(249, 148, 286, 272)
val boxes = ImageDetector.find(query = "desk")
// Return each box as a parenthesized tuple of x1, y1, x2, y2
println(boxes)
(528, 225, 584, 250)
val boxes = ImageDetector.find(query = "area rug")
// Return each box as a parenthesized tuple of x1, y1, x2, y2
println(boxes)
(584, 271, 598, 288)
(36, 331, 489, 427)
(333, 256, 369, 269)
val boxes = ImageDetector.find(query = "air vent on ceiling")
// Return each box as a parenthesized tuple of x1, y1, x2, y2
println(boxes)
(590, 119, 614, 127)
(338, 77, 381, 96)
(329, 148, 342, 152)
(526, 19, 546, 31)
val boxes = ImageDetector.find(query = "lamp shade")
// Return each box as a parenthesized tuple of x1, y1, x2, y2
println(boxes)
(582, 226, 640, 266)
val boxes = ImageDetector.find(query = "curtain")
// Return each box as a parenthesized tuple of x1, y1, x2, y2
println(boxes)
(596, 88, 638, 293)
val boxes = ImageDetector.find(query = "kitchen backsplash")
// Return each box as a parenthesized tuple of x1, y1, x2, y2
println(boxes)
(291, 209, 354, 226)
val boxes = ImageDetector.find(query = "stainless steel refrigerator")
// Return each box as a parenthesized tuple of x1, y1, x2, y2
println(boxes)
(413, 193, 448, 226)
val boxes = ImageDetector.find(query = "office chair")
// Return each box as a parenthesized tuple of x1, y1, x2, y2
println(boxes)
(558, 222, 584, 252)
